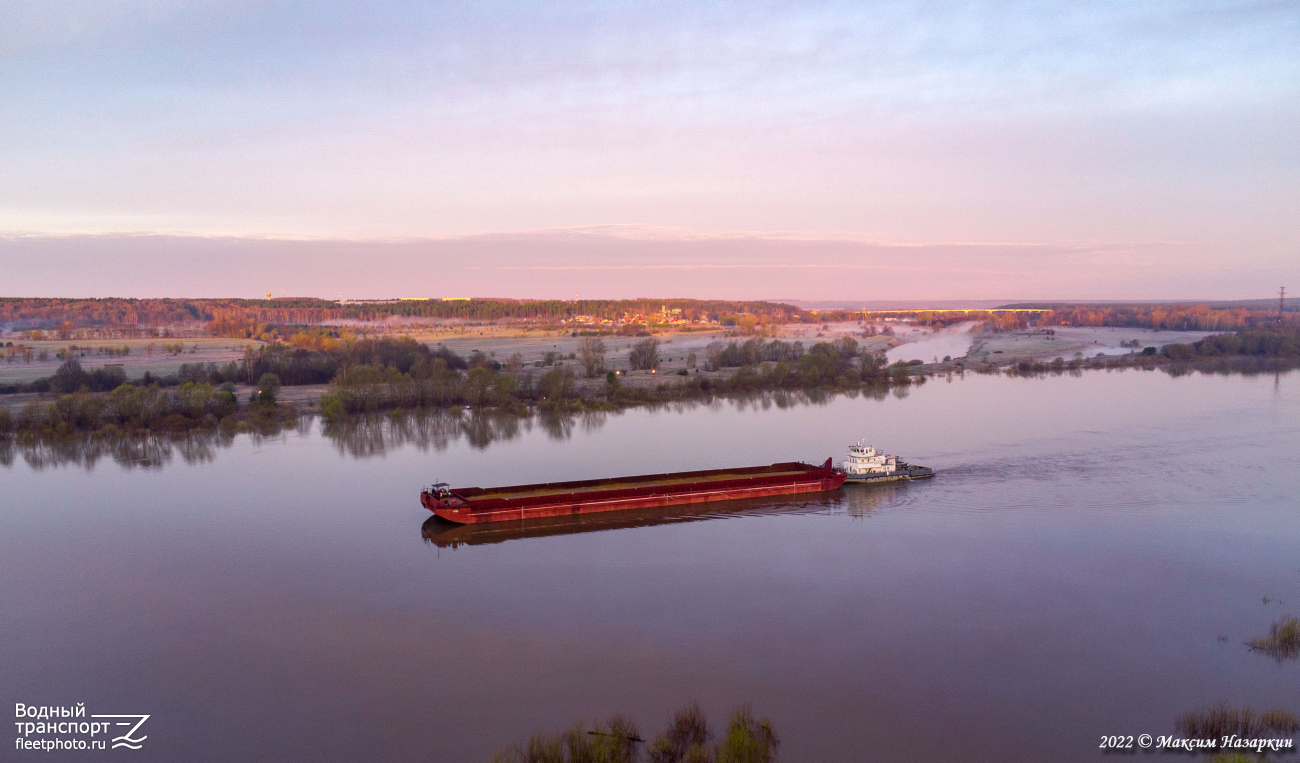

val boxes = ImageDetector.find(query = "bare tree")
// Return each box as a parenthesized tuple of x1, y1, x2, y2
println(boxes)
(578, 336, 607, 377)
(505, 352, 524, 380)
(628, 337, 660, 371)
(705, 341, 724, 371)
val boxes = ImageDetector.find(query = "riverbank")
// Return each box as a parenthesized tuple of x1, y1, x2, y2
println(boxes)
(0, 321, 1224, 402)
(3, 353, 1297, 454)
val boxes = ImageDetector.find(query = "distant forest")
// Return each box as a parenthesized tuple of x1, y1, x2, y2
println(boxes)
(812, 303, 1296, 332)
(0, 298, 805, 338)
(1, 297, 1295, 339)
(1003, 302, 1296, 331)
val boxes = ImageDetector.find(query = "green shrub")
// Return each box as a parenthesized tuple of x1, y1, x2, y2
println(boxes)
(320, 394, 346, 421)
(251, 373, 281, 405)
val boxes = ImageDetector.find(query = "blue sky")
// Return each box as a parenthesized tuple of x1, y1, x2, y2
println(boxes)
(1, 1, 1296, 299)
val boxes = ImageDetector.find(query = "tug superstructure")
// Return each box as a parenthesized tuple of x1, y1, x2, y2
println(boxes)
(839, 441, 935, 483)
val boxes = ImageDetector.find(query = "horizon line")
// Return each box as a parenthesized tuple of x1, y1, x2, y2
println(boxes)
(0, 226, 1197, 251)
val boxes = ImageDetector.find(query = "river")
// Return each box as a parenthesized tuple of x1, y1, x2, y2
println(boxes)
(3, 368, 1297, 761)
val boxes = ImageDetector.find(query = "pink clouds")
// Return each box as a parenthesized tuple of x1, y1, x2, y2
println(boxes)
(1, 229, 1289, 301)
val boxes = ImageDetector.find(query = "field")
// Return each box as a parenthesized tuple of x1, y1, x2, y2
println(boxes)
(966, 326, 1216, 361)
(0, 337, 262, 384)
(0, 321, 1217, 416)
(0, 322, 891, 387)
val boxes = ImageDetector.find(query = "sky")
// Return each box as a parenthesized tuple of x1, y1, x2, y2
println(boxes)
(1, 0, 1297, 300)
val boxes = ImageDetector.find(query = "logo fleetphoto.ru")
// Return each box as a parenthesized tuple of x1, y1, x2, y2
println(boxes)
(91, 714, 150, 749)
(14, 703, 149, 752)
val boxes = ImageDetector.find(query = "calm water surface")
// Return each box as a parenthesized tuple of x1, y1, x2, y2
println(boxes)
(3, 371, 1298, 761)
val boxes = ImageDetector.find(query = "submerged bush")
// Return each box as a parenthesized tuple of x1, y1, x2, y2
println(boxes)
(1247, 615, 1300, 661)
(491, 705, 777, 763)
(647, 703, 712, 763)
(715, 707, 779, 763)
(1177, 704, 1299, 740)
(491, 714, 642, 763)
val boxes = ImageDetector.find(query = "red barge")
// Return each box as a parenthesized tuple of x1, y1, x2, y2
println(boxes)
(421, 459, 846, 524)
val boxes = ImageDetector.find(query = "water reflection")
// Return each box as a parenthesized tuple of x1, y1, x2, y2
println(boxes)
(3, 427, 233, 471)
(0, 417, 316, 471)
(420, 481, 911, 549)
(9, 367, 1291, 471)
(319, 407, 615, 457)
(0, 390, 868, 471)
(324, 390, 873, 458)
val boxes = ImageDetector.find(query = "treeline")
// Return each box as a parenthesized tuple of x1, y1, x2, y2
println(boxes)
(702, 337, 907, 385)
(1019, 303, 1295, 331)
(2, 338, 469, 394)
(0, 298, 210, 329)
(173, 337, 468, 386)
(0, 381, 295, 440)
(7, 335, 921, 427)
(319, 337, 915, 418)
(1, 297, 806, 334)
(1160, 327, 1300, 360)
(803, 308, 1035, 327)
(8, 298, 1294, 339)
(706, 338, 807, 368)
(994, 327, 1300, 378)
(803, 304, 1296, 332)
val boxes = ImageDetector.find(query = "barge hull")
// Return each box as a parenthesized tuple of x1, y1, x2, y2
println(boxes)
(431, 477, 843, 524)
(423, 460, 845, 524)
(843, 466, 935, 484)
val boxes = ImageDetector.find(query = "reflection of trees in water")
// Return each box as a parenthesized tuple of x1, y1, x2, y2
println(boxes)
(0, 418, 301, 471)
(1, 428, 235, 471)
(534, 411, 573, 441)
(323, 408, 617, 456)
(2, 388, 892, 470)
(727, 388, 890, 413)
(323, 409, 540, 457)
(322, 390, 861, 457)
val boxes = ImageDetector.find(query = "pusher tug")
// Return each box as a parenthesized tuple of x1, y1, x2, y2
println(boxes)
(839, 440, 935, 483)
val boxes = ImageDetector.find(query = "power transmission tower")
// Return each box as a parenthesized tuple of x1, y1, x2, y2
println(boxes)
(1281, 286, 1288, 322)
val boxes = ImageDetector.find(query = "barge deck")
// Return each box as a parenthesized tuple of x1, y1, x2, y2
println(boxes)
(422, 459, 846, 524)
